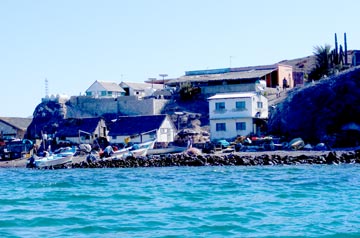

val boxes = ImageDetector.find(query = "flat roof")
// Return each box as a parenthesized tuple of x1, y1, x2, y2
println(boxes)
(167, 69, 275, 85)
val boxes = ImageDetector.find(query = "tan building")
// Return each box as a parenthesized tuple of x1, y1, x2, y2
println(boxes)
(166, 64, 294, 97)
(0, 117, 32, 140)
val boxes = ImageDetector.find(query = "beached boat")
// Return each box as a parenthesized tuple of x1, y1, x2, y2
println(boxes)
(289, 138, 305, 150)
(27, 147, 76, 168)
(33, 154, 73, 168)
(112, 140, 156, 158)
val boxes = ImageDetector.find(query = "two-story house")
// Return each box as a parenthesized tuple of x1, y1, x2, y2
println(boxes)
(208, 92, 268, 141)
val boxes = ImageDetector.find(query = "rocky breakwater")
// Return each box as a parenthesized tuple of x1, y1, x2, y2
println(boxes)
(66, 150, 360, 169)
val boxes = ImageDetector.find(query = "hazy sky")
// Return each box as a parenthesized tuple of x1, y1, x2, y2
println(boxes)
(1, 0, 359, 117)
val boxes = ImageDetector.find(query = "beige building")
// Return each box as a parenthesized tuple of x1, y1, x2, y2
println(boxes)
(0, 117, 32, 140)
(166, 64, 294, 97)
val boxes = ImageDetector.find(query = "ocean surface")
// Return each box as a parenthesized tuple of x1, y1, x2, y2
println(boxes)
(1, 165, 360, 238)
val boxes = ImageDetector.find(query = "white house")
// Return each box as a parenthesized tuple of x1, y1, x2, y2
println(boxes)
(55, 117, 108, 144)
(120, 82, 163, 98)
(86, 80, 125, 98)
(108, 114, 177, 144)
(208, 92, 268, 141)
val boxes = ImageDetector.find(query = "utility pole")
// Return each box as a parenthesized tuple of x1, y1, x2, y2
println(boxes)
(148, 78, 157, 88)
(45, 78, 49, 97)
(159, 74, 168, 89)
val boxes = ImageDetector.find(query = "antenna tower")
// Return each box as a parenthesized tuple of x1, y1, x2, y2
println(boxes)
(45, 78, 49, 97)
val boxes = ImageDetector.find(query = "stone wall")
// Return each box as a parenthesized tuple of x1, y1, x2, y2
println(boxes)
(67, 96, 169, 117)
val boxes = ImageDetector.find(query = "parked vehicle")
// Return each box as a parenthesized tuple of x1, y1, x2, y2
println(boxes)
(1, 139, 33, 160)
(215, 139, 230, 149)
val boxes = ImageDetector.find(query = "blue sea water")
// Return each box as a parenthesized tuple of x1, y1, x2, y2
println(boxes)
(1, 165, 360, 238)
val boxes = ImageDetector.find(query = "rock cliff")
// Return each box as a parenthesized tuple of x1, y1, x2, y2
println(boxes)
(268, 66, 360, 147)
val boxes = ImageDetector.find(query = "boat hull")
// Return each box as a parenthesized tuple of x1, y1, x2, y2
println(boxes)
(35, 154, 73, 168)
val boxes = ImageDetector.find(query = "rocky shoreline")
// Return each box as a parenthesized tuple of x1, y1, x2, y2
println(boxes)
(70, 150, 360, 169)
(2, 149, 357, 169)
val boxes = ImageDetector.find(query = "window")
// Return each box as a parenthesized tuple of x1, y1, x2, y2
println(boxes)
(236, 122, 246, 131)
(215, 102, 225, 111)
(108, 91, 113, 96)
(216, 123, 226, 131)
(86, 92, 92, 96)
(257, 102, 263, 108)
(101, 91, 107, 96)
(236, 101, 246, 110)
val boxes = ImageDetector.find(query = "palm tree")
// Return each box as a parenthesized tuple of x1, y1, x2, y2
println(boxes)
(309, 44, 332, 80)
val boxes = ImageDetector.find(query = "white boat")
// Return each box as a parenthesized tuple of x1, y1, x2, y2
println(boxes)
(289, 138, 305, 150)
(27, 147, 76, 168)
(34, 154, 73, 168)
(112, 140, 155, 158)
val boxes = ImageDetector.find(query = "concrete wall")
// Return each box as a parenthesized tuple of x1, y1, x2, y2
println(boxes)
(201, 83, 256, 96)
(67, 96, 169, 117)
(278, 64, 293, 89)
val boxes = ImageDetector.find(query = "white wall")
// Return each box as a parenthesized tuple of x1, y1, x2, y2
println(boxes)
(209, 94, 268, 120)
(208, 92, 268, 141)
(156, 118, 176, 142)
(108, 117, 176, 144)
(210, 118, 253, 141)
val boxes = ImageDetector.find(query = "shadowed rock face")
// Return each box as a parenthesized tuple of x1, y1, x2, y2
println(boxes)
(268, 67, 360, 147)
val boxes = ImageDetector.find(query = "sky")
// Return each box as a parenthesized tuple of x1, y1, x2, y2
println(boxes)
(1, 0, 359, 117)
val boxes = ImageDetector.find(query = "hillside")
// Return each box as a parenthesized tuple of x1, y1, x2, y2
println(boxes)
(268, 66, 360, 147)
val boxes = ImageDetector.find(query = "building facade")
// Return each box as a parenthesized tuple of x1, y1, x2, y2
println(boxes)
(108, 115, 177, 144)
(166, 64, 294, 98)
(85, 81, 125, 98)
(0, 117, 32, 140)
(55, 118, 108, 144)
(208, 92, 268, 141)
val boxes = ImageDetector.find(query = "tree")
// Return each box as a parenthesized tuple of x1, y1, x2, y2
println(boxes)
(309, 44, 332, 80)
(179, 81, 201, 100)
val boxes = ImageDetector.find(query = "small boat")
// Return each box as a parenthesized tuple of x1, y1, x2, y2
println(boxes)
(289, 138, 305, 150)
(27, 153, 73, 168)
(27, 147, 76, 168)
(112, 140, 155, 158)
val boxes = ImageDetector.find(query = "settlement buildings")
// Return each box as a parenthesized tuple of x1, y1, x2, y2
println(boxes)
(55, 118, 107, 145)
(166, 64, 295, 97)
(108, 114, 176, 145)
(86, 81, 125, 98)
(208, 92, 268, 141)
(0, 117, 32, 140)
